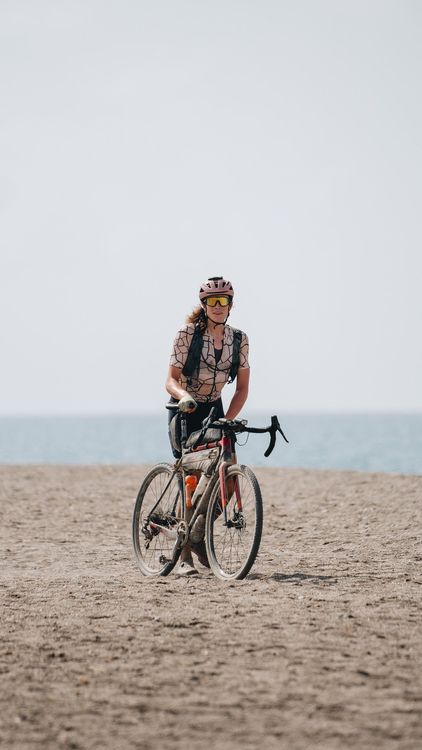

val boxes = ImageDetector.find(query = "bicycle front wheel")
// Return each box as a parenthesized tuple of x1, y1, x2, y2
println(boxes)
(205, 465, 263, 580)
(132, 463, 183, 576)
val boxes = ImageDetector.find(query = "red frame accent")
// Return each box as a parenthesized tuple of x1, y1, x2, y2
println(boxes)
(218, 435, 235, 509)
(189, 434, 242, 512)
(234, 476, 242, 511)
(192, 442, 219, 452)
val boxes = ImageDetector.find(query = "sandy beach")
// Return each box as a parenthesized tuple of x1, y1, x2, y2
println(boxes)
(1, 465, 421, 750)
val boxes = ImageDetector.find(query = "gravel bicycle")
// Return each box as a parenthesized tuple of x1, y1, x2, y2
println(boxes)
(132, 405, 288, 580)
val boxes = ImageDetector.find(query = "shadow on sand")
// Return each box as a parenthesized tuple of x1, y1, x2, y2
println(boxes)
(247, 571, 338, 583)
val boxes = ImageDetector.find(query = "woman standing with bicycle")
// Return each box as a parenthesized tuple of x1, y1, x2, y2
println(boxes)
(165, 276, 250, 575)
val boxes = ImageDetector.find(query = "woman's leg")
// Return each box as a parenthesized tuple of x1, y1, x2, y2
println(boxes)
(179, 399, 223, 571)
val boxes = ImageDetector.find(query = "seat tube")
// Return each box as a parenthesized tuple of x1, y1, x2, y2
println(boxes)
(177, 474, 186, 518)
(180, 414, 188, 448)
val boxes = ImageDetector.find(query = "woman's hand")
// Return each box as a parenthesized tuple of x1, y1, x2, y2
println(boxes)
(178, 395, 198, 413)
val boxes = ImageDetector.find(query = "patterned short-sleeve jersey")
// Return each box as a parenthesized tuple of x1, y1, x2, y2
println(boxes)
(169, 323, 250, 403)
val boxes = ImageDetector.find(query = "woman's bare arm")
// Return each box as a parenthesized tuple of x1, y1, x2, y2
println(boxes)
(165, 365, 191, 401)
(225, 368, 250, 420)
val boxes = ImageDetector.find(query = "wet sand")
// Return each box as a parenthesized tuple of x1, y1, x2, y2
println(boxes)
(1, 465, 422, 750)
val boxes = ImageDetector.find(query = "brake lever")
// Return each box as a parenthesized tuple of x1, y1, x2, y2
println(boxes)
(274, 415, 289, 443)
(264, 416, 289, 458)
(189, 406, 217, 450)
(203, 406, 218, 429)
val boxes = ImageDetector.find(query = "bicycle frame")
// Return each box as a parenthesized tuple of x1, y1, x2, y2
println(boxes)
(217, 433, 242, 528)
(144, 428, 239, 545)
(145, 407, 288, 551)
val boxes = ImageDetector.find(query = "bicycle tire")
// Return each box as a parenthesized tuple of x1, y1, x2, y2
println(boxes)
(205, 464, 263, 580)
(132, 463, 183, 576)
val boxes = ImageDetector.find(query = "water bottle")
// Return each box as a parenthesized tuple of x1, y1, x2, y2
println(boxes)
(191, 473, 209, 507)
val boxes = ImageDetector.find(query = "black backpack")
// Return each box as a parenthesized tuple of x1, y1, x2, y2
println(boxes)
(182, 326, 242, 384)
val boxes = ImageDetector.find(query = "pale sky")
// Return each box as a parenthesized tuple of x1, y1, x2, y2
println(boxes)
(1, 0, 421, 415)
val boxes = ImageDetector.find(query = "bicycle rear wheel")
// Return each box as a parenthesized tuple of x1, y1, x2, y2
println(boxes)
(132, 463, 183, 576)
(205, 464, 263, 580)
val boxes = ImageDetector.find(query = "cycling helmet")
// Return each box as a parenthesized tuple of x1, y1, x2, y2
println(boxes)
(199, 276, 234, 301)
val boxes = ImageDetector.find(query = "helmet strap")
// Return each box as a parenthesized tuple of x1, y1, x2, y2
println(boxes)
(200, 301, 231, 329)
(206, 310, 230, 329)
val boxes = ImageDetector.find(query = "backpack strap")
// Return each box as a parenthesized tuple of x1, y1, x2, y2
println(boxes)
(228, 329, 242, 383)
(182, 325, 203, 381)
(182, 325, 242, 384)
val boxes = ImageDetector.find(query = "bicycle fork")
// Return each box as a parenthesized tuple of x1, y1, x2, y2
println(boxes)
(218, 435, 242, 525)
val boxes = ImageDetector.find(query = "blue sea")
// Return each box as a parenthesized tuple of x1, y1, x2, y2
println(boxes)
(0, 413, 421, 474)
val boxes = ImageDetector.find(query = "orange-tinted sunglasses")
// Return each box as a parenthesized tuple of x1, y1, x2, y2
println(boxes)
(205, 295, 231, 307)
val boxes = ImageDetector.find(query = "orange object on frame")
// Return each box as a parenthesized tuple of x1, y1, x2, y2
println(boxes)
(185, 475, 198, 509)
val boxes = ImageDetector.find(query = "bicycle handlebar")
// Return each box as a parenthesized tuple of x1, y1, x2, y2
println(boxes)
(212, 414, 288, 457)
(166, 402, 289, 457)
(196, 412, 288, 457)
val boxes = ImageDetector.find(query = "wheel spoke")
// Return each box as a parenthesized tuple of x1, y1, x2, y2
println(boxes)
(206, 466, 262, 579)
(133, 465, 182, 576)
